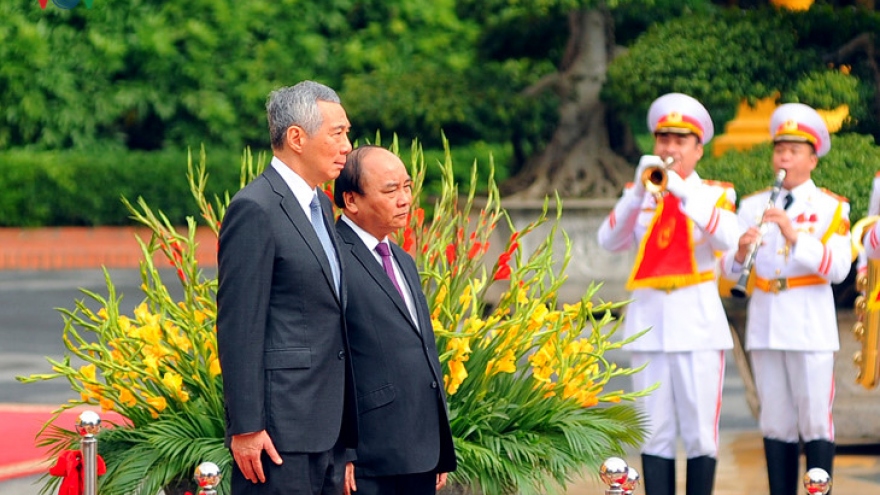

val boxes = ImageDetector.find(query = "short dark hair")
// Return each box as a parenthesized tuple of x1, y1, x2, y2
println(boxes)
(334, 145, 383, 208)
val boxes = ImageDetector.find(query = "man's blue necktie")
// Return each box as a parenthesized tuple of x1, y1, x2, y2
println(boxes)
(309, 193, 340, 294)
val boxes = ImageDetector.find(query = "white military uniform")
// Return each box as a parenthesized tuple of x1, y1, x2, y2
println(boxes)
(720, 104, 850, 445)
(597, 93, 738, 462)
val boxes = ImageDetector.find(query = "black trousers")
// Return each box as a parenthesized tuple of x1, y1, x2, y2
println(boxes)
(354, 470, 437, 495)
(231, 443, 348, 495)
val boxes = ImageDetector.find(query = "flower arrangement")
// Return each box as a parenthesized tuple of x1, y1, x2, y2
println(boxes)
(20, 139, 649, 495)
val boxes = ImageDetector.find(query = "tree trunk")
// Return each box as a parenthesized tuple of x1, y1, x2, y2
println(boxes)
(501, 6, 631, 200)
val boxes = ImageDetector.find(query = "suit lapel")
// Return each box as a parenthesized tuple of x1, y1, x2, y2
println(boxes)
(337, 221, 420, 334)
(264, 168, 341, 303)
(391, 241, 431, 334)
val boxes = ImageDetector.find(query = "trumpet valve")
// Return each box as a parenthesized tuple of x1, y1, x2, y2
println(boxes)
(856, 274, 869, 293)
(854, 351, 864, 368)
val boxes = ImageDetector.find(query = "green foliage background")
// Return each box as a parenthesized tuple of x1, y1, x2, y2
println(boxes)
(3, 1, 880, 226)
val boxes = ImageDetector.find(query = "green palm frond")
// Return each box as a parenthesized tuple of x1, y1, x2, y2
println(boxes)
(96, 411, 230, 495)
(449, 404, 646, 494)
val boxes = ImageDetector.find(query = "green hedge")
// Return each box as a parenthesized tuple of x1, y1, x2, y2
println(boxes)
(0, 148, 247, 226)
(700, 133, 880, 223)
(0, 140, 511, 227)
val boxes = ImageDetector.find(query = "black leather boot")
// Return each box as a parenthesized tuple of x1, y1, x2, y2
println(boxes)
(685, 455, 717, 495)
(641, 454, 676, 495)
(763, 438, 800, 495)
(804, 440, 835, 494)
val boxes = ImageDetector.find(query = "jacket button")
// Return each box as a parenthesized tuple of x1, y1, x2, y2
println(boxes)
(431, 381, 438, 389)
(337, 350, 345, 360)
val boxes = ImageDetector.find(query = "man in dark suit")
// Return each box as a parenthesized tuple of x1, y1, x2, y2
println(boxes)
(334, 145, 456, 495)
(217, 80, 358, 495)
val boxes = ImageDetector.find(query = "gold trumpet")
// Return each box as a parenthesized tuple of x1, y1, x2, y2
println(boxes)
(851, 215, 880, 389)
(642, 156, 676, 194)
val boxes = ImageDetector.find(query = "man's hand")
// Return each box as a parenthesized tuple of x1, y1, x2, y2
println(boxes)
(230, 430, 282, 484)
(735, 226, 762, 265)
(436, 472, 448, 490)
(762, 207, 798, 245)
(633, 155, 664, 196)
(344, 462, 357, 494)
(664, 169, 692, 201)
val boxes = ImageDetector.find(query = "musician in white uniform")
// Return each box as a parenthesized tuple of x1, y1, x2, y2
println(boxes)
(598, 93, 739, 495)
(721, 103, 850, 495)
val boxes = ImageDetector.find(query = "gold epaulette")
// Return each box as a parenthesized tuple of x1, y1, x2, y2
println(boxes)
(819, 188, 849, 203)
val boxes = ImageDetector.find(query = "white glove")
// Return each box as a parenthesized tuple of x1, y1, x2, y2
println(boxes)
(632, 155, 664, 196)
(664, 169, 693, 201)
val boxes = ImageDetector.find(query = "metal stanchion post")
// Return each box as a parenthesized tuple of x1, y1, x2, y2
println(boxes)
(803, 467, 832, 494)
(621, 466, 640, 495)
(194, 461, 222, 495)
(599, 457, 629, 495)
(76, 411, 101, 495)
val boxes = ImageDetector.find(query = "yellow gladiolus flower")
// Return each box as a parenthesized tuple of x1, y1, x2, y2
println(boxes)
(146, 396, 167, 418)
(458, 284, 472, 308)
(134, 302, 150, 322)
(114, 385, 137, 407)
(527, 304, 549, 331)
(100, 397, 115, 412)
(140, 322, 162, 345)
(162, 371, 183, 392)
(486, 350, 516, 376)
(193, 309, 207, 324)
(445, 359, 468, 395)
(143, 354, 160, 375)
(446, 337, 472, 361)
(209, 357, 222, 378)
(80, 363, 97, 382)
(97, 308, 109, 320)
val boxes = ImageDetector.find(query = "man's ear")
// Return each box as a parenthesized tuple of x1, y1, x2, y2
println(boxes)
(343, 191, 358, 213)
(286, 125, 306, 153)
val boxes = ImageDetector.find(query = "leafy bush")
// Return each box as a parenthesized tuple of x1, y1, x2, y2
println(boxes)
(0, 141, 510, 227)
(699, 133, 880, 222)
(603, 9, 811, 128)
(0, 148, 243, 226)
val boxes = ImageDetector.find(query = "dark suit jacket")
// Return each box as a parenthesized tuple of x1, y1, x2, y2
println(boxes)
(336, 220, 456, 477)
(217, 165, 357, 454)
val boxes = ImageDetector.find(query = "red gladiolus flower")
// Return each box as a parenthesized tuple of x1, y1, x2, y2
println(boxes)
(446, 244, 456, 264)
(494, 264, 511, 281)
(415, 208, 425, 227)
(402, 227, 415, 253)
(467, 242, 481, 260)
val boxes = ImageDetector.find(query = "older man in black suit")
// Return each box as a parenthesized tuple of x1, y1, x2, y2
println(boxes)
(334, 145, 456, 495)
(217, 80, 358, 495)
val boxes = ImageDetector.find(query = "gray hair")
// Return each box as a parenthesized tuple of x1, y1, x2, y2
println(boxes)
(266, 81, 341, 149)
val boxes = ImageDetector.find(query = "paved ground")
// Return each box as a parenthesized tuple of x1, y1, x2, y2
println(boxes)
(1, 227, 879, 494)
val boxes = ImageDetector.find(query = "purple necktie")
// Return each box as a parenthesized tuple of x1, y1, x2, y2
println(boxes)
(375, 242, 405, 299)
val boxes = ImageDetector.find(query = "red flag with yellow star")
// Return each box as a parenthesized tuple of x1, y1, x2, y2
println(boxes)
(626, 194, 707, 291)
